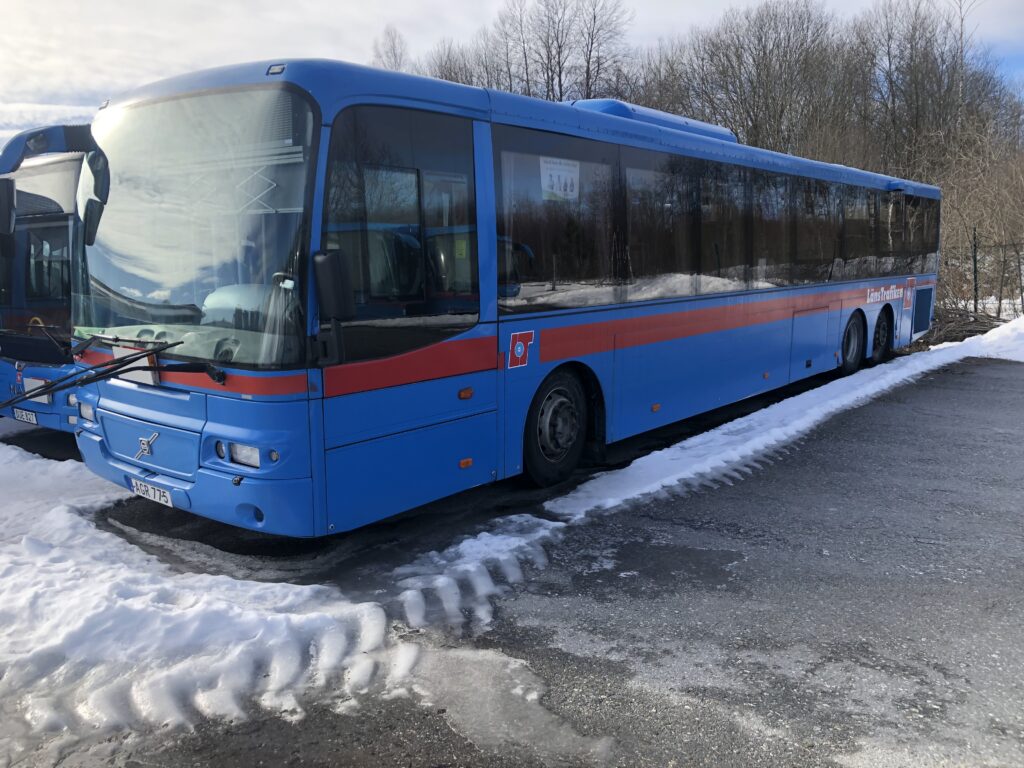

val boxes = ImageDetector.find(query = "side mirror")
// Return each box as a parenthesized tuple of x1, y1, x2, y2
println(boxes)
(83, 198, 104, 246)
(0, 179, 15, 237)
(88, 151, 110, 204)
(314, 250, 356, 322)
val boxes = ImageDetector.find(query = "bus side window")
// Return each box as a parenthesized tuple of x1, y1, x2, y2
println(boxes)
(322, 106, 479, 364)
(493, 124, 617, 313)
(699, 163, 748, 294)
(751, 171, 791, 288)
(793, 179, 838, 284)
(843, 187, 876, 279)
(879, 190, 904, 276)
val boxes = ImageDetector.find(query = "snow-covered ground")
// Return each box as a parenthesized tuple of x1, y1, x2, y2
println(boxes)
(2, 317, 1024, 762)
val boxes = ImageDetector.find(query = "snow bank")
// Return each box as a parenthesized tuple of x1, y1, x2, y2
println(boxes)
(0, 446, 389, 760)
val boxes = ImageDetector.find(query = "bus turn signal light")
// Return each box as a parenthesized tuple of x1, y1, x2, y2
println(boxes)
(458, 387, 474, 400)
(459, 458, 473, 469)
(651, 403, 661, 413)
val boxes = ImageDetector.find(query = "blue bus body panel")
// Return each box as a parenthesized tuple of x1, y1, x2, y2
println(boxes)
(0, 360, 78, 432)
(76, 369, 318, 536)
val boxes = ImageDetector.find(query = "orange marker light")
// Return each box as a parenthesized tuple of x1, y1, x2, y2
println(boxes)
(458, 387, 474, 400)
(763, 371, 770, 379)
(459, 458, 473, 469)
(651, 403, 661, 413)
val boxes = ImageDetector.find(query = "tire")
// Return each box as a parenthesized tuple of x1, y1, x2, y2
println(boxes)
(840, 314, 866, 376)
(524, 369, 588, 487)
(870, 308, 893, 364)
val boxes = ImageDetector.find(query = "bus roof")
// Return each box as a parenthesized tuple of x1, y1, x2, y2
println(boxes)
(107, 58, 942, 200)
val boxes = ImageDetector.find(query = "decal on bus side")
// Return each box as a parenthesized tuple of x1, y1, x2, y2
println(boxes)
(866, 285, 904, 304)
(508, 331, 536, 368)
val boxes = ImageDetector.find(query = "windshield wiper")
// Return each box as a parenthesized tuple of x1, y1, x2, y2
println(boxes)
(0, 341, 183, 411)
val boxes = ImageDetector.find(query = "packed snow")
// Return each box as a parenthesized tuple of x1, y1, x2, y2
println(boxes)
(1, 317, 1024, 759)
(0, 443, 392, 762)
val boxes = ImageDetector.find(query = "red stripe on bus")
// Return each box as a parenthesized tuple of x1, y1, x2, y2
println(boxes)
(160, 370, 308, 396)
(75, 349, 308, 396)
(540, 285, 893, 362)
(324, 336, 498, 397)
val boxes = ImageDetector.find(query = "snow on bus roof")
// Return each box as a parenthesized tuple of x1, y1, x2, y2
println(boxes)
(105, 58, 941, 200)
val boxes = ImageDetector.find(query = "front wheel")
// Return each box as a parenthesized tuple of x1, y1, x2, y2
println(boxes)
(524, 370, 587, 487)
(840, 314, 866, 376)
(871, 309, 893, 364)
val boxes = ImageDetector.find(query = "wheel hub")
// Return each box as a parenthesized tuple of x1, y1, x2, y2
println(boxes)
(537, 387, 579, 463)
(874, 315, 889, 351)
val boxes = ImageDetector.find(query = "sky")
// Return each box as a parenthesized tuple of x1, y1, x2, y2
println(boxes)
(1, 0, 1022, 144)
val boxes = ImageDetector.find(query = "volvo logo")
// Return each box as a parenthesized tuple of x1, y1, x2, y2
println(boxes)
(135, 432, 160, 460)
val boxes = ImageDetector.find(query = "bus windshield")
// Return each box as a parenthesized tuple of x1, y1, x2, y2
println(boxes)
(73, 87, 316, 368)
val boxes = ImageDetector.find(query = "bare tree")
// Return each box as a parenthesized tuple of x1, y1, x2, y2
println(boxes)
(372, 24, 410, 72)
(574, 0, 631, 100)
(530, 0, 578, 101)
(365, 0, 1024, 319)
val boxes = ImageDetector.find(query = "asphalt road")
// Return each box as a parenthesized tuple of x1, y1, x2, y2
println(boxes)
(10, 356, 1024, 767)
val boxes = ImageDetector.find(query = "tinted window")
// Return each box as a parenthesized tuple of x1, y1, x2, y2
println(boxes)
(842, 187, 876, 279)
(324, 106, 478, 363)
(24, 222, 71, 301)
(622, 148, 699, 300)
(877, 190, 904, 276)
(904, 194, 940, 274)
(794, 179, 839, 284)
(700, 163, 748, 293)
(751, 171, 791, 288)
(494, 125, 617, 313)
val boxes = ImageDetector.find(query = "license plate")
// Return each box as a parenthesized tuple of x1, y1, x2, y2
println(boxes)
(130, 478, 173, 507)
(12, 408, 37, 425)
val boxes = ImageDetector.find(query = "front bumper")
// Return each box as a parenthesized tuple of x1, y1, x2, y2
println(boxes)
(76, 430, 318, 537)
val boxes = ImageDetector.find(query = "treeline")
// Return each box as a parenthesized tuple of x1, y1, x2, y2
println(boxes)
(371, 0, 1024, 316)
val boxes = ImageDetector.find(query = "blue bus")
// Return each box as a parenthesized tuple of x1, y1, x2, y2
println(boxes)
(5, 61, 938, 536)
(0, 128, 92, 431)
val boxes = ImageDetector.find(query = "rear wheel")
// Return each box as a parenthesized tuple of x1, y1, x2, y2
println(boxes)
(871, 309, 893, 364)
(840, 314, 866, 376)
(524, 369, 587, 487)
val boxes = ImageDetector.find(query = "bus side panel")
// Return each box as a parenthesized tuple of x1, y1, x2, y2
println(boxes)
(320, 327, 499, 531)
(612, 316, 791, 441)
(499, 315, 615, 479)
(788, 307, 832, 382)
(325, 411, 497, 533)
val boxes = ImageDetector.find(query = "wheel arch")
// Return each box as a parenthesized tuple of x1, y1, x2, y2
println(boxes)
(866, 303, 895, 358)
(542, 360, 607, 451)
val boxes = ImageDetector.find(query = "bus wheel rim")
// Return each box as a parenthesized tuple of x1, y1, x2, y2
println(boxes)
(537, 387, 579, 463)
(844, 322, 859, 361)
(874, 315, 889, 352)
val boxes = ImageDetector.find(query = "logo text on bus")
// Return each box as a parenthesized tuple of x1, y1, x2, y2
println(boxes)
(866, 285, 904, 304)
(508, 331, 536, 368)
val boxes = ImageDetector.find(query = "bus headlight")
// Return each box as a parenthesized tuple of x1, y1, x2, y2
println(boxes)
(79, 402, 95, 422)
(67, 393, 79, 407)
(229, 443, 261, 468)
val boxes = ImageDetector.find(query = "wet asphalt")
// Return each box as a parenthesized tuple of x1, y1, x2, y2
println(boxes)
(7, 356, 1024, 767)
